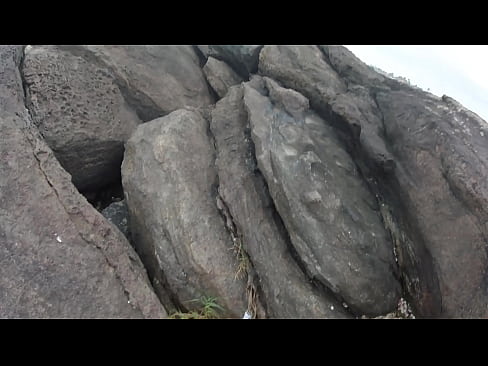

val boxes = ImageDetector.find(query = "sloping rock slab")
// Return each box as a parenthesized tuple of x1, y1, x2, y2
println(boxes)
(211, 84, 350, 318)
(243, 76, 401, 316)
(203, 56, 243, 98)
(122, 109, 248, 317)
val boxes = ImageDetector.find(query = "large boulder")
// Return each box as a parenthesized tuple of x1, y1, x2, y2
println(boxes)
(259, 45, 488, 317)
(321, 46, 488, 317)
(374, 90, 488, 317)
(23, 46, 141, 192)
(0, 46, 167, 318)
(121, 109, 248, 318)
(203, 56, 243, 98)
(58, 45, 215, 121)
(211, 84, 350, 318)
(243, 76, 401, 316)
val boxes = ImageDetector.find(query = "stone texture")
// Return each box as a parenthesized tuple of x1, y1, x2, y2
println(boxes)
(203, 57, 243, 98)
(121, 109, 248, 317)
(258, 45, 347, 109)
(58, 45, 214, 121)
(374, 90, 488, 317)
(199, 45, 263, 79)
(211, 84, 350, 318)
(4, 44, 488, 319)
(0, 46, 167, 318)
(259, 44, 488, 317)
(101, 200, 130, 238)
(243, 76, 401, 316)
(319, 45, 387, 89)
(23, 46, 140, 192)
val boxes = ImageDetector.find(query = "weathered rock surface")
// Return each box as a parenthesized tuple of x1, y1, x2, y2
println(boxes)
(58, 45, 215, 121)
(374, 90, 488, 317)
(259, 45, 393, 173)
(122, 109, 248, 317)
(0, 46, 167, 318)
(198, 45, 263, 79)
(101, 200, 130, 239)
(319, 45, 387, 89)
(23, 46, 141, 192)
(259, 45, 488, 317)
(211, 84, 350, 318)
(243, 76, 401, 316)
(203, 57, 243, 98)
(3, 44, 488, 319)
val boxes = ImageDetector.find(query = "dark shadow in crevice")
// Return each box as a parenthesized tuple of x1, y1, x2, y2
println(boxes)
(192, 45, 208, 67)
(80, 171, 125, 211)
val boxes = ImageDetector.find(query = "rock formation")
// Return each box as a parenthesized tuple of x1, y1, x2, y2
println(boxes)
(1, 44, 487, 318)
(0, 46, 166, 318)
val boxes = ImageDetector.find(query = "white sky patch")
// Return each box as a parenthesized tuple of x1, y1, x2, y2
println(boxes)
(344, 45, 488, 122)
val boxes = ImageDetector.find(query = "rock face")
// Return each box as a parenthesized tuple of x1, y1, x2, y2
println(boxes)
(259, 45, 488, 318)
(374, 91, 488, 317)
(203, 57, 243, 98)
(2, 44, 488, 318)
(58, 45, 215, 121)
(243, 76, 401, 316)
(23, 46, 141, 192)
(0, 46, 167, 318)
(198, 45, 263, 79)
(121, 109, 248, 317)
(211, 84, 350, 318)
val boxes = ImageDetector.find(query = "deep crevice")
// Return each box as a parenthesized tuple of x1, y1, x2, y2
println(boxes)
(79, 171, 125, 211)
(298, 52, 443, 317)
(192, 45, 208, 67)
(206, 105, 268, 318)
(20, 47, 167, 314)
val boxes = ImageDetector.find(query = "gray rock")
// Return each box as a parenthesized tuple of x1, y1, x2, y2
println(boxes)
(259, 46, 394, 173)
(199, 45, 263, 79)
(211, 84, 350, 318)
(121, 109, 248, 317)
(23, 46, 141, 192)
(0, 45, 27, 120)
(243, 76, 401, 316)
(375, 90, 488, 317)
(258, 45, 347, 110)
(0, 46, 167, 318)
(319, 46, 387, 89)
(58, 45, 214, 121)
(267, 44, 488, 317)
(203, 57, 243, 98)
(101, 200, 130, 238)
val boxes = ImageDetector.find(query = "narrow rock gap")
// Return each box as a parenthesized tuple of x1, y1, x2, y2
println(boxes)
(203, 77, 220, 104)
(305, 51, 429, 316)
(19, 46, 35, 128)
(192, 45, 208, 67)
(316, 103, 423, 316)
(79, 170, 125, 211)
(204, 108, 267, 318)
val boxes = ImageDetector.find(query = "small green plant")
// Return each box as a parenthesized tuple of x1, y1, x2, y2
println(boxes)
(169, 295, 225, 319)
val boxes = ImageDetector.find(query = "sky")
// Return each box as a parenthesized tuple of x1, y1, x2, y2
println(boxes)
(344, 45, 488, 122)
